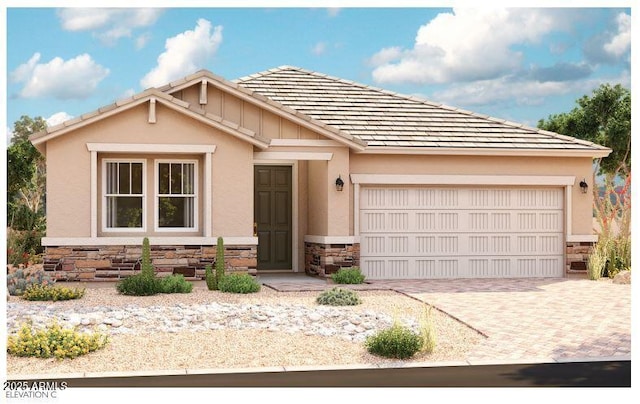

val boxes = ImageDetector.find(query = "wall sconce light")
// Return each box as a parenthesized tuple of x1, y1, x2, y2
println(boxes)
(579, 178, 588, 194)
(335, 175, 344, 192)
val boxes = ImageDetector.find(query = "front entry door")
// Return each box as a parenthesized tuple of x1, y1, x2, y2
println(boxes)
(254, 166, 292, 270)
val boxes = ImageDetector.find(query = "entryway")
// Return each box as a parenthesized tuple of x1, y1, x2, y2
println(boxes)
(254, 165, 293, 270)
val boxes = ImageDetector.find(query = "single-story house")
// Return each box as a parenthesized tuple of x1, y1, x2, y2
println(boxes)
(30, 66, 610, 281)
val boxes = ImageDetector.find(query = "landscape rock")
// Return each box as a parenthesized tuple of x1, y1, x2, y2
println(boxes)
(613, 270, 631, 284)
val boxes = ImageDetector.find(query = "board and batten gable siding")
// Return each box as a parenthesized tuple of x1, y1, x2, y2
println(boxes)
(44, 102, 255, 238)
(176, 84, 324, 141)
(348, 153, 595, 237)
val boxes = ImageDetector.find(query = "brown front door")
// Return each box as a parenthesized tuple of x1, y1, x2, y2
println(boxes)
(254, 165, 292, 270)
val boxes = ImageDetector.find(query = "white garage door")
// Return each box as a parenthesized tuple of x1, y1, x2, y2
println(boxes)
(359, 187, 564, 279)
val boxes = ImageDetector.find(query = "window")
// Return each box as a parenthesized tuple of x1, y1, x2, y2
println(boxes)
(156, 160, 198, 231)
(104, 160, 145, 231)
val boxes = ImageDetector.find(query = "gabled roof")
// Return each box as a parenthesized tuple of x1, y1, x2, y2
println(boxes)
(157, 70, 367, 151)
(29, 88, 271, 154)
(235, 65, 611, 156)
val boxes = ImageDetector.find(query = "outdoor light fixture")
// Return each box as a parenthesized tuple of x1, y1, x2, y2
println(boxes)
(579, 178, 588, 194)
(335, 175, 344, 191)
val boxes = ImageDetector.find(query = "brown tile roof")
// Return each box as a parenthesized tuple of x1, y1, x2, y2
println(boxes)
(235, 66, 609, 153)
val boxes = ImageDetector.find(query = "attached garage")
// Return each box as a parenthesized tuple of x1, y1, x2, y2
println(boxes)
(354, 176, 570, 279)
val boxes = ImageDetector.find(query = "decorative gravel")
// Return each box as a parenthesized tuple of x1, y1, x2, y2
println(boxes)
(6, 285, 484, 377)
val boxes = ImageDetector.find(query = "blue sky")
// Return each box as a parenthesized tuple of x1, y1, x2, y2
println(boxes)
(3, 4, 633, 142)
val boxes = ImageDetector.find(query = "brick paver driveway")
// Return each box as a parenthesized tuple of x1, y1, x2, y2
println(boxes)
(369, 278, 631, 363)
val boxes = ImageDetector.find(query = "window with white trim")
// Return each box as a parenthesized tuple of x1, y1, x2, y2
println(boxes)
(104, 160, 145, 230)
(156, 160, 198, 231)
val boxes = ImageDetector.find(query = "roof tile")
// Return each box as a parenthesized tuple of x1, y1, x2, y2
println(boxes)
(234, 66, 609, 152)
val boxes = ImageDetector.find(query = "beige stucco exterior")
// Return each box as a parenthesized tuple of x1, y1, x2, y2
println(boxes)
(45, 102, 254, 239)
(34, 76, 605, 279)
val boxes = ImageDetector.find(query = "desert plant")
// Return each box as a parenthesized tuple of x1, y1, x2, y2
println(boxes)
(316, 287, 362, 306)
(158, 274, 193, 294)
(116, 273, 161, 296)
(331, 267, 366, 284)
(7, 228, 44, 266)
(218, 273, 261, 294)
(588, 243, 607, 280)
(7, 268, 54, 296)
(22, 284, 85, 301)
(140, 237, 154, 277)
(116, 237, 164, 296)
(365, 324, 424, 359)
(214, 237, 226, 289)
(7, 321, 108, 360)
(591, 174, 631, 279)
(205, 264, 216, 290)
(418, 307, 437, 354)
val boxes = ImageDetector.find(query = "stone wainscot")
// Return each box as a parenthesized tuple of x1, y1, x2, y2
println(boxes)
(42, 244, 257, 281)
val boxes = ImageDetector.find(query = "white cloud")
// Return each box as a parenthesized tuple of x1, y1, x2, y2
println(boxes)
(432, 77, 569, 107)
(603, 12, 630, 58)
(121, 88, 137, 98)
(45, 112, 74, 127)
(312, 42, 327, 56)
(327, 8, 341, 18)
(140, 19, 223, 89)
(135, 33, 152, 50)
(368, 47, 403, 66)
(58, 8, 162, 46)
(10, 53, 110, 99)
(371, 8, 564, 85)
(431, 70, 631, 109)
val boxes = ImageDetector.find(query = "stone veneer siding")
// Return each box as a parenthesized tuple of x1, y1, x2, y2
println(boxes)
(305, 241, 595, 279)
(304, 242, 360, 278)
(566, 241, 595, 277)
(43, 244, 257, 281)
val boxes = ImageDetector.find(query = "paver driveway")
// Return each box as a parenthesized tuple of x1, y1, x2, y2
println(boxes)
(369, 278, 631, 363)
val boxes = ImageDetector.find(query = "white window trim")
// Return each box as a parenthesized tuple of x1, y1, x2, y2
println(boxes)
(101, 159, 147, 233)
(154, 159, 199, 233)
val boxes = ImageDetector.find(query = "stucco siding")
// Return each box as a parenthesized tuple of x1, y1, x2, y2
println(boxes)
(45, 102, 254, 239)
(174, 82, 328, 141)
(307, 160, 328, 235)
(349, 153, 595, 236)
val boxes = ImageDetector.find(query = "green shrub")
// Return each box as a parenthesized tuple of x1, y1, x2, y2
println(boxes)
(116, 273, 161, 296)
(159, 275, 193, 294)
(365, 324, 424, 359)
(22, 284, 85, 301)
(7, 321, 109, 360)
(205, 264, 216, 291)
(331, 267, 366, 284)
(316, 287, 362, 306)
(116, 237, 166, 296)
(218, 273, 261, 294)
(214, 237, 226, 290)
(7, 268, 55, 296)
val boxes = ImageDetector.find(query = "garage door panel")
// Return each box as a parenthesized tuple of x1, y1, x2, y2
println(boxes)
(362, 232, 563, 257)
(361, 209, 561, 233)
(361, 256, 564, 279)
(359, 186, 564, 279)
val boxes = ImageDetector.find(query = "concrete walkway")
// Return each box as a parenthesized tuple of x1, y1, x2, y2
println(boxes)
(262, 275, 632, 363)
